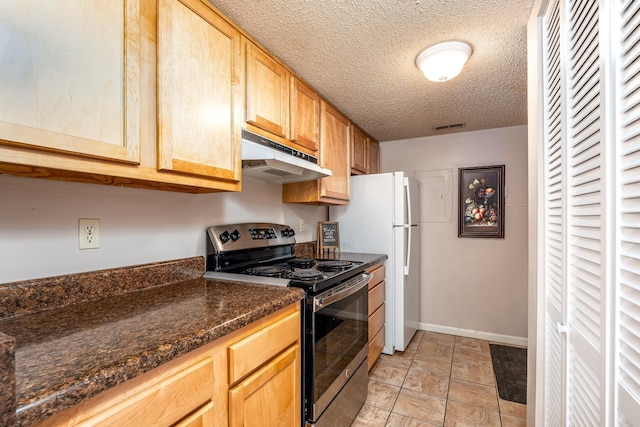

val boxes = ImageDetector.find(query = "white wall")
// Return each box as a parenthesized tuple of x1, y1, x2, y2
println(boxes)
(0, 175, 326, 283)
(381, 125, 528, 343)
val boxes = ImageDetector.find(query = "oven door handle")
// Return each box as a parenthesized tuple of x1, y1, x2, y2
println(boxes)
(313, 272, 372, 312)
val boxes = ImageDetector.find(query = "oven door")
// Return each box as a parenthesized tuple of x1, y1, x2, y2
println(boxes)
(305, 272, 371, 424)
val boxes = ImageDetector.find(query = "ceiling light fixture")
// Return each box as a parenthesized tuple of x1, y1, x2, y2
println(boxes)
(416, 41, 472, 82)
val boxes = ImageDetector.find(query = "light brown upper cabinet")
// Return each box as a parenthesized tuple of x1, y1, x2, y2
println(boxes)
(243, 38, 290, 142)
(282, 101, 350, 205)
(369, 140, 380, 174)
(351, 126, 380, 175)
(0, 0, 141, 164)
(157, 0, 242, 186)
(290, 77, 321, 155)
(351, 126, 369, 175)
(0, 0, 243, 193)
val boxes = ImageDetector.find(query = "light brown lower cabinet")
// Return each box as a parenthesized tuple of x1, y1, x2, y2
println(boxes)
(229, 345, 299, 427)
(367, 263, 386, 371)
(37, 303, 301, 427)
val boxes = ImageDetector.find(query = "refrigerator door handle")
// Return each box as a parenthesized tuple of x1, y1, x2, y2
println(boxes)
(404, 177, 412, 226)
(404, 226, 411, 276)
(404, 177, 412, 276)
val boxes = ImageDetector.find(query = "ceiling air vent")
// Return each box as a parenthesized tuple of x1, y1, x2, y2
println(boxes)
(433, 122, 465, 131)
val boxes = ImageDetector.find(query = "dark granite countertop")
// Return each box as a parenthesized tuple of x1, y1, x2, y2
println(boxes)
(317, 251, 387, 267)
(0, 258, 304, 426)
(0, 250, 386, 426)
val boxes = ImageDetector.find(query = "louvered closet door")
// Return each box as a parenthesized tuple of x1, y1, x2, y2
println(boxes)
(617, 0, 640, 424)
(542, 0, 567, 425)
(565, 0, 608, 424)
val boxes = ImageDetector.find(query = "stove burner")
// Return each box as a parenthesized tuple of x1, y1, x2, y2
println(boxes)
(290, 270, 324, 281)
(316, 260, 355, 272)
(288, 258, 317, 269)
(246, 265, 289, 278)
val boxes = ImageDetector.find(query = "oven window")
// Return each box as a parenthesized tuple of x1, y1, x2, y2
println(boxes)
(312, 285, 368, 402)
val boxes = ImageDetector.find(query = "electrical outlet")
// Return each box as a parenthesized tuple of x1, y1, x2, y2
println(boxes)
(79, 218, 100, 250)
(299, 218, 306, 232)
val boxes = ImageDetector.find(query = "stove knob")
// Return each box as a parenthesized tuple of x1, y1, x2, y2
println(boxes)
(219, 231, 230, 243)
(282, 228, 296, 237)
(230, 229, 241, 241)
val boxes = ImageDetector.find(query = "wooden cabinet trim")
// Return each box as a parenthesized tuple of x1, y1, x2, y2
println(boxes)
(169, 158, 240, 182)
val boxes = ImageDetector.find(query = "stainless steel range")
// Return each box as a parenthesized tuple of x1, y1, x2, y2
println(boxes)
(204, 223, 370, 427)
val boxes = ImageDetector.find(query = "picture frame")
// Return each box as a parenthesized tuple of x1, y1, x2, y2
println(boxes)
(317, 221, 340, 253)
(458, 165, 505, 238)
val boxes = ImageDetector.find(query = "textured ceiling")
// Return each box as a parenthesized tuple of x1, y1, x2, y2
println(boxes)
(207, 0, 532, 142)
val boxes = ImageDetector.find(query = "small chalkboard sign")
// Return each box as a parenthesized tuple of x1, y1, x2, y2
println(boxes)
(317, 221, 340, 253)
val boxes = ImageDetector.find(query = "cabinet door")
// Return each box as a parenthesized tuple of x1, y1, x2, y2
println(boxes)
(368, 139, 380, 174)
(319, 102, 350, 201)
(290, 77, 320, 154)
(157, 0, 241, 183)
(229, 345, 300, 427)
(351, 126, 368, 175)
(244, 40, 289, 139)
(0, 0, 140, 164)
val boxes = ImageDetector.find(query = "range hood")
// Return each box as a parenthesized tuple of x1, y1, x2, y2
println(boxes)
(241, 130, 332, 183)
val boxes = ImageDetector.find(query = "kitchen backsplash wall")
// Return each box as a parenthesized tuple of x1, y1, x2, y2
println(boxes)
(0, 176, 326, 284)
(381, 125, 528, 343)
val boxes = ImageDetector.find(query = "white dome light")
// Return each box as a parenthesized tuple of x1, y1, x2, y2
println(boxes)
(416, 41, 472, 82)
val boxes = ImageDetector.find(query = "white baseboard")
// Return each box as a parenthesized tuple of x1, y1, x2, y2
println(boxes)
(418, 322, 528, 347)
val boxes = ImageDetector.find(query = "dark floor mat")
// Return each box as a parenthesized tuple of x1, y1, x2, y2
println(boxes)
(489, 343, 527, 404)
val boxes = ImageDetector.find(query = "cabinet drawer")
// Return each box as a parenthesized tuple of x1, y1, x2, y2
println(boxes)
(228, 310, 299, 384)
(175, 401, 214, 427)
(75, 357, 214, 427)
(368, 326, 385, 371)
(368, 304, 385, 340)
(368, 264, 385, 289)
(368, 280, 385, 315)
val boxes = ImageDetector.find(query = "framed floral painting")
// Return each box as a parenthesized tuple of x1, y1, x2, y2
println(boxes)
(458, 165, 505, 238)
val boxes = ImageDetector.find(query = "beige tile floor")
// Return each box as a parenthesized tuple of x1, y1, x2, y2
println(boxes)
(352, 331, 527, 426)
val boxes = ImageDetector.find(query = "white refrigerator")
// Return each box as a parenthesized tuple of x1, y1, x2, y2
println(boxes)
(330, 172, 420, 353)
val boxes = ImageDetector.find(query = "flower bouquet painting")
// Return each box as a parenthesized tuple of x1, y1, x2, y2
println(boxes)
(458, 165, 505, 238)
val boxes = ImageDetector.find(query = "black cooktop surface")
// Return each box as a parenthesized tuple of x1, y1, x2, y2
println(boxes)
(238, 257, 367, 293)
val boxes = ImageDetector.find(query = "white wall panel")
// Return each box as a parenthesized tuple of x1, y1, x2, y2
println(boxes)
(0, 176, 326, 283)
(381, 125, 529, 341)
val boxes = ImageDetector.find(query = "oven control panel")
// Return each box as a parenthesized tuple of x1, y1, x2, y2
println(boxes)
(249, 227, 278, 239)
(206, 223, 296, 252)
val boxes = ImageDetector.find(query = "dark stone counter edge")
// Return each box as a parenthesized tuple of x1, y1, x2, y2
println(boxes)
(0, 331, 16, 426)
(16, 280, 305, 426)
